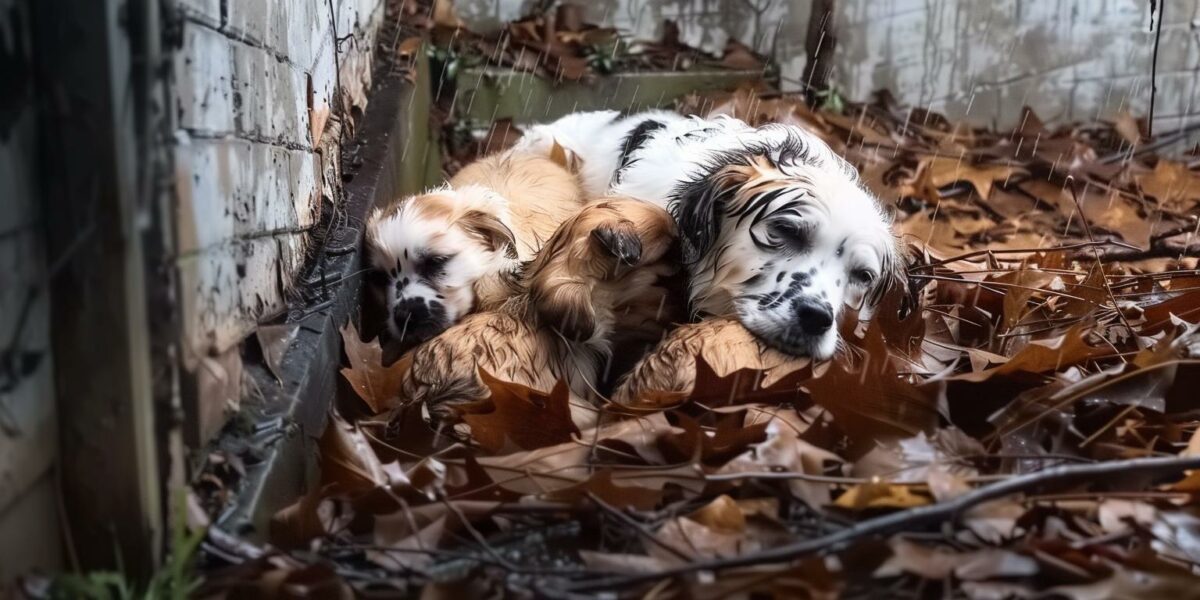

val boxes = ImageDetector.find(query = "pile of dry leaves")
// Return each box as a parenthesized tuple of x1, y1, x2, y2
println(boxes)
(195, 81, 1200, 598)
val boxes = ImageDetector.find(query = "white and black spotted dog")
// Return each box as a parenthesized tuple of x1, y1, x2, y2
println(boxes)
(515, 110, 903, 359)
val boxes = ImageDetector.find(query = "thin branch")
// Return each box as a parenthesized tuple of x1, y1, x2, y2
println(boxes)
(561, 455, 1200, 592)
(1065, 177, 1139, 351)
(586, 492, 693, 562)
(909, 240, 1140, 271)
(1148, 0, 1164, 136)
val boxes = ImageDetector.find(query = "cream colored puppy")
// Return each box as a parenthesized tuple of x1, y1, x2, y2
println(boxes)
(365, 150, 585, 350)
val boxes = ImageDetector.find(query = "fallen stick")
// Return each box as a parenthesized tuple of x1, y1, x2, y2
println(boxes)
(562, 455, 1200, 593)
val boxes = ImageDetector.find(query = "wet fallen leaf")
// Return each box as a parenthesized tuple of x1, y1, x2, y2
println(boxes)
(340, 322, 411, 414)
(834, 482, 930, 511)
(460, 370, 580, 453)
(257, 324, 299, 383)
(367, 516, 447, 571)
(1137, 160, 1200, 209)
(718, 409, 843, 508)
(545, 468, 664, 511)
(922, 156, 1022, 200)
(688, 494, 746, 533)
(876, 538, 1038, 580)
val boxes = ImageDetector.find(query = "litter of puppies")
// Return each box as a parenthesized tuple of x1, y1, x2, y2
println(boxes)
(193, 83, 1200, 597)
(193, 4, 1200, 598)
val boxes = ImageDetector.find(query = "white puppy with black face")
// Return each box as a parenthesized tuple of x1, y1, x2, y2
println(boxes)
(516, 111, 901, 359)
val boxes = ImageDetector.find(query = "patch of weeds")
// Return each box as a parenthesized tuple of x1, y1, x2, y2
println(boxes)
(815, 85, 845, 114)
(48, 494, 203, 600)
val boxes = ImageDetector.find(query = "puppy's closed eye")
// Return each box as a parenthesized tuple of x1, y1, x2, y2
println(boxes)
(765, 218, 812, 251)
(851, 268, 876, 286)
(416, 253, 453, 280)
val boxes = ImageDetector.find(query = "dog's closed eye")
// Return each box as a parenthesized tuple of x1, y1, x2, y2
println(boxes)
(763, 218, 812, 251)
(416, 253, 453, 279)
(851, 268, 876, 286)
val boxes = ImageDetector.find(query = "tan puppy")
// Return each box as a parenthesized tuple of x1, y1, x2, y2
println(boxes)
(364, 150, 585, 351)
(396, 199, 681, 428)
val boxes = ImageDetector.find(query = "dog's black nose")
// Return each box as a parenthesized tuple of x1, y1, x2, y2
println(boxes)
(794, 300, 834, 335)
(393, 297, 431, 327)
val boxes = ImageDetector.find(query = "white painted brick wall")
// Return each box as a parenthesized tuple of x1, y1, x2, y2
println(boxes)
(231, 41, 310, 145)
(173, 0, 386, 369)
(225, 0, 272, 45)
(175, 26, 235, 134)
(178, 0, 221, 28)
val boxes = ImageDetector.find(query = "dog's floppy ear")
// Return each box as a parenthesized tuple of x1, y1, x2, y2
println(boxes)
(459, 210, 518, 258)
(672, 162, 754, 264)
(547, 138, 585, 174)
(865, 238, 908, 310)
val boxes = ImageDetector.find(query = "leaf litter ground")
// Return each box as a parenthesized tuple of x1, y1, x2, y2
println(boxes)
(196, 5, 1200, 599)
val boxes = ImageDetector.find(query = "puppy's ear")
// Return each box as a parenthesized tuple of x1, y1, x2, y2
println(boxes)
(881, 202, 899, 225)
(673, 162, 753, 264)
(547, 139, 585, 174)
(865, 240, 908, 309)
(459, 210, 517, 258)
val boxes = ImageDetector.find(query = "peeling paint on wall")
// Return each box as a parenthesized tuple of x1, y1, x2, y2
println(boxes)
(172, 0, 387, 441)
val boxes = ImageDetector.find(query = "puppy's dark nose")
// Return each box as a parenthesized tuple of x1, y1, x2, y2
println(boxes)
(393, 297, 431, 328)
(794, 299, 834, 335)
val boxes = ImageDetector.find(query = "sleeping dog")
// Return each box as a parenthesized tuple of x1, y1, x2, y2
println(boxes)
(397, 199, 681, 427)
(365, 149, 586, 353)
(516, 110, 902, 359)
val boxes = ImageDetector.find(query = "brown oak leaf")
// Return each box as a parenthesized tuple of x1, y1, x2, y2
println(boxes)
(460, 370, 581, 453)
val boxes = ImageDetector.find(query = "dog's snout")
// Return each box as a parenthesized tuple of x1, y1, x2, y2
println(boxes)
(393, 297, 432, 323)
(390, 296, 450, 347)
(794, 299, 834, 335)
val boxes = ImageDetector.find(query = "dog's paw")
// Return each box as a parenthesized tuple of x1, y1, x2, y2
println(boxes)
(590, 221, 642, 269)
(534, 281, 597, 341)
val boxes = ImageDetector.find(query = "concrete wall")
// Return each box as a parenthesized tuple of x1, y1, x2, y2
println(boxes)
(457, 0, 1199, 133)
(832, 0, 1199, 132)
(173, 0, 387, 441)
(0, 0, 62, 586)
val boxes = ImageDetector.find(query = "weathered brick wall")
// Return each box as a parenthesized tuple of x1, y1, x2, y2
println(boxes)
(173, 0, 386, 440)
(458, 0, 1198, 136)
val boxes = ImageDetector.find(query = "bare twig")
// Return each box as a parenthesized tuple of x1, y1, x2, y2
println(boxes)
(909, 240, 1140, 271)
(561, 455, 1200, 592)
(991, 359, 1200, 440)
(1065, 176, 1139, 350)
(586, 492, 693, 562)
(1148, 0, 1164, 136)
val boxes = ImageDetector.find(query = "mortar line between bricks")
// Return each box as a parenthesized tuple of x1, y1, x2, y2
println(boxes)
(173, 226, 317, 262)
(179, 129, 315, 153)
(181, 15, 309, 73)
